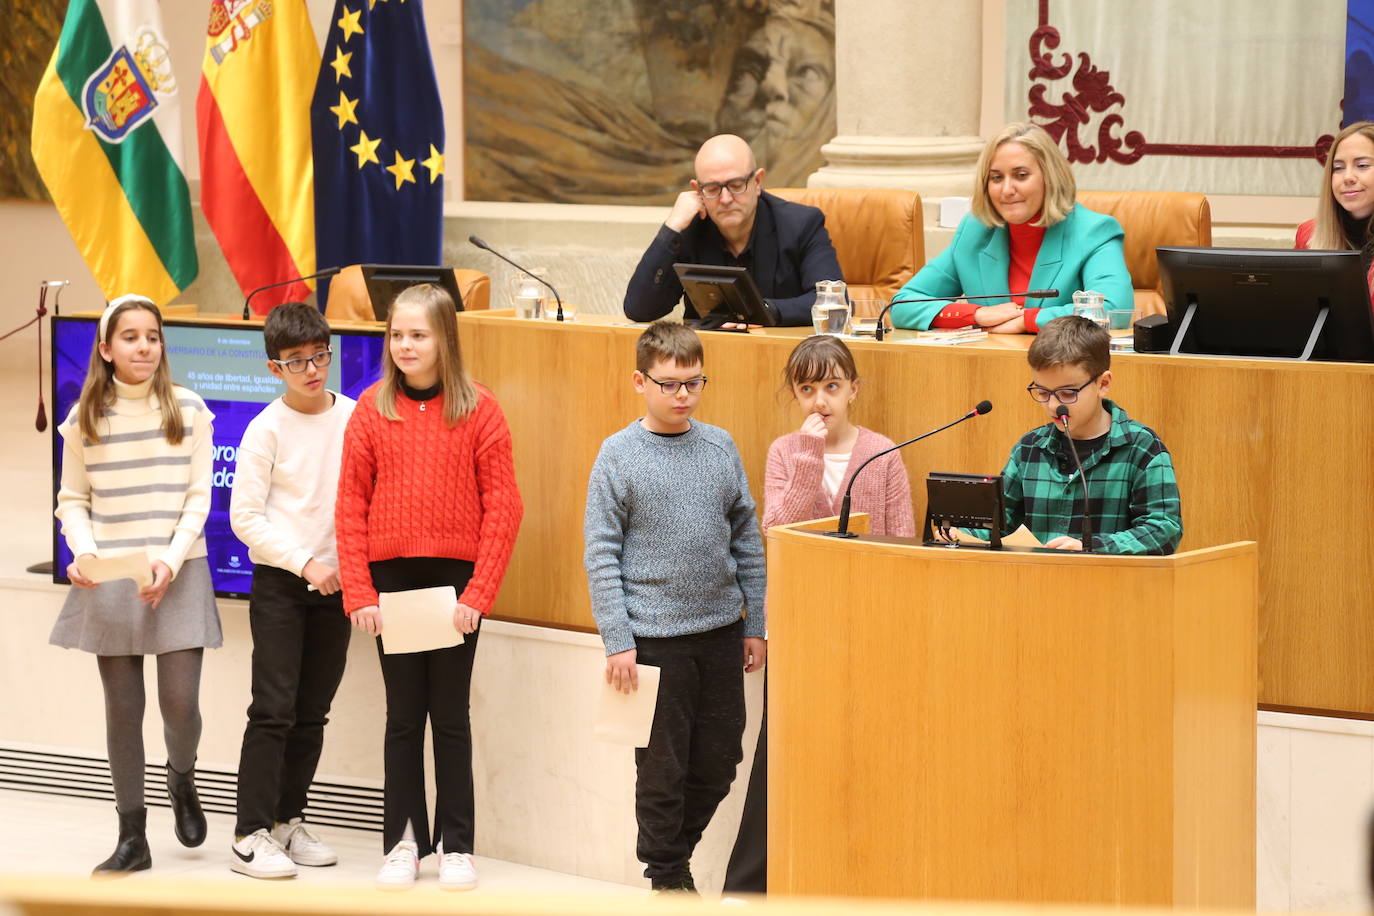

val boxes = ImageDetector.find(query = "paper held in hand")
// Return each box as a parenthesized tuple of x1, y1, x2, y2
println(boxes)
(77, 552, 152, 589)
(378, 586, 463, 655)
(593, 663, 662, 748)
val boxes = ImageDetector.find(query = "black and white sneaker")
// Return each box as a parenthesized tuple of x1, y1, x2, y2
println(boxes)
(230, 829, 298, 879)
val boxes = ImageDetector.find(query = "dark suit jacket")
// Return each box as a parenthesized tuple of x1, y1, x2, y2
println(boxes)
(623, 191, 843, 326)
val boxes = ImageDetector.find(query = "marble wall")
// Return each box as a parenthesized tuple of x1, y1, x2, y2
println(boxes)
(1258, 710, 1374, 912)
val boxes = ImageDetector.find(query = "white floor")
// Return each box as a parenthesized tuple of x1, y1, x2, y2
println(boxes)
(0, 788, 642, 896)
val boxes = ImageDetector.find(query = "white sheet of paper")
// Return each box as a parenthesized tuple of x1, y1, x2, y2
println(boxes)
(593, 663, 662, 748)
(379, 586, 463, 655)
(77, 551, 152, 588)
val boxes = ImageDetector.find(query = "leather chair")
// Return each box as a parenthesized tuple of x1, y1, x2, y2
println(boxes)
(1076, 191, 1212, 318)
(322, 265, 491, 322)
(769, 187, 925, 315)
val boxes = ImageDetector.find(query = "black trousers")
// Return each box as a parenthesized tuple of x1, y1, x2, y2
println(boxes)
(235, 564, 351, 837)
(723, 673, 767, 894)
(634, 620, 746, 883)
(371, 557, 478, 856)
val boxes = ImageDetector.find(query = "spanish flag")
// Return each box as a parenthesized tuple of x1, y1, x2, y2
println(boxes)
(31, 0, 198, 306)
(197, 0, 318, 314)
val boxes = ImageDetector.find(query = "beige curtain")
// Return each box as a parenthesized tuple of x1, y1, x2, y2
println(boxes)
(1002, 0, 1344, 197)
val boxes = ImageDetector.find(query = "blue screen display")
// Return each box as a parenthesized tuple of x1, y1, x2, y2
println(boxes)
(52, 317, 385, 597)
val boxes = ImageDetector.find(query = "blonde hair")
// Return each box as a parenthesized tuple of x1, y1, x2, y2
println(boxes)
(375, 283, 478, 426)
(970, 122, 1077, 229)
(1311, 121, 1374, 251)
(78, 297, 184, 445)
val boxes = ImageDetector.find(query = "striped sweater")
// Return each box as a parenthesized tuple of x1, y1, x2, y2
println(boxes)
(55, 377, 214, 578)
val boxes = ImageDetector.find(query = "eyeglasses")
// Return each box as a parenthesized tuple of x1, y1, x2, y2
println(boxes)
(644, 373, 708, 395)
(697, 174, 755, 199)
(271, 347, 333, 374)
(1026, 377, 1097, 405)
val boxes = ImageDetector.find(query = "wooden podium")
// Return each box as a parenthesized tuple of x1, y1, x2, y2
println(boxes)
(766, 518, 1257, 906)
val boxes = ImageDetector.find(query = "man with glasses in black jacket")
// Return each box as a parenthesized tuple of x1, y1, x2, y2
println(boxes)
(623, 134, 842, 327)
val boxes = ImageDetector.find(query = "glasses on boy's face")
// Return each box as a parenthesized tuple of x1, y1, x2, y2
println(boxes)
(271, 347, 333, 374)
(1026, 377, 1096, 405)
(696, 174, 755, 199)
(643, 373, 708, 395)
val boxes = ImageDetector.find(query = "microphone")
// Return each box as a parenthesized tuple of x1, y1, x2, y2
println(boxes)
(1055, 405, 1093, 553)
(242, 267, 342, 320)
(469, 235, 564, 322)
(826, 400, 993, 538)
(874, 289, 1059, 341)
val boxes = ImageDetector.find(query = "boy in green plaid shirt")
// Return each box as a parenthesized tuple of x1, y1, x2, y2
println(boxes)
(998, 316, 1182, 554)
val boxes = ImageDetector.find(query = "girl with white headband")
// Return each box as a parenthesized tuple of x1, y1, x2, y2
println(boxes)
(51, 295, 221, 875)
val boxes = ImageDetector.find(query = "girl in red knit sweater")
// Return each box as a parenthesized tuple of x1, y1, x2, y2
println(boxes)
(336, 284, 523, 891)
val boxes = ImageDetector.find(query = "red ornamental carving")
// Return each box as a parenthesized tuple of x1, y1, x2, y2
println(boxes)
(1026, 0, 1332, 164)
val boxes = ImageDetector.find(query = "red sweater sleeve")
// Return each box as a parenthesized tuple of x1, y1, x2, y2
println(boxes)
(930, 303, 979, 329)
(1022, 307, 1044, 333)
(1295, 219, 1314, 249)
(458, 396, 523, 614)
(336, 395, 380, 614)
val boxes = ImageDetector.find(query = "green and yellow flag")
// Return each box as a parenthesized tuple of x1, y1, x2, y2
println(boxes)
(31, 0, 198, 305)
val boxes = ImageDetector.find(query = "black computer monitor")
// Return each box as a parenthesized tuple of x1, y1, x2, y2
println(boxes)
(672, 263, 780, 327)
(1157, 246, 1374, 362)
(359, 264, 465, 321)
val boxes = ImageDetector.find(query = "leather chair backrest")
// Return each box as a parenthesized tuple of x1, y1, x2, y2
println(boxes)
(1076, 190, 1212, 316)
(323, 265, 491, 322)
(769, 187, 925, 306)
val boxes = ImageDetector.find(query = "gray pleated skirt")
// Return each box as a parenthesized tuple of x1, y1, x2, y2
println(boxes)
(49, 556, 223, 656)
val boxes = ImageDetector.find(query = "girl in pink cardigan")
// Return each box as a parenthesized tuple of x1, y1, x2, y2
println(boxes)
(763, 336, 915, 536)
(724, 335, 917, 896)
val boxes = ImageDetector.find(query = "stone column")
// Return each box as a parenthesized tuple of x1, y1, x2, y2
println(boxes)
(808, 0, 985, 199)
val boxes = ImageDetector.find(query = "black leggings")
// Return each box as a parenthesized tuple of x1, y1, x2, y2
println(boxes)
(97, 648, 204, 814)
(371, 556, 479, 855)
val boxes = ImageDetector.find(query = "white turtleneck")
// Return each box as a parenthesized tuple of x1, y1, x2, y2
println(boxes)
(56, 376, 215, 579)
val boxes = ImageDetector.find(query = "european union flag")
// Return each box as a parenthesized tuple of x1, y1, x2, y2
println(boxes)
(311, 0, 445, 305)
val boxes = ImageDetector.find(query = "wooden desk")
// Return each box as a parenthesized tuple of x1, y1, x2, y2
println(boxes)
(454, 311, 1373, 717)
(766, 519, 1257, 904)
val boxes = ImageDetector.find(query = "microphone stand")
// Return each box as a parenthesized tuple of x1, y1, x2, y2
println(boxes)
(874, 289, 1061, 341)
(469, 236, 564, 321)
(827, 401, 993, 538)
(1056, 405, 1094, 553)
(241, 267, 342, 320)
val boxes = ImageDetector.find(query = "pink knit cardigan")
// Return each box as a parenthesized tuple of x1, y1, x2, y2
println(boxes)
(763, 427, 916, 537)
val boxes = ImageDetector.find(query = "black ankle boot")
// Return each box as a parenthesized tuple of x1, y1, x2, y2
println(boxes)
(166, 761, 207, 848)
(92, 807, 151, 876)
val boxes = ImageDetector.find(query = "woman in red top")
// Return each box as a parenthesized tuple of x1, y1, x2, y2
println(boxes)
(1295, 121, 1374, 310)
(336, 283, 523, 891)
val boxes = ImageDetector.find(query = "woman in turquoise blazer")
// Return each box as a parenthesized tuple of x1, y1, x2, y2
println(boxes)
(891, 123, 1134, 334)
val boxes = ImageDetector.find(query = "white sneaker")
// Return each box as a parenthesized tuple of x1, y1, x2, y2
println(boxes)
(438, 848, 477, 891)
(230, 829, 297, 879)
(376, 841, 419, 890)
(272, 818, 338, 867)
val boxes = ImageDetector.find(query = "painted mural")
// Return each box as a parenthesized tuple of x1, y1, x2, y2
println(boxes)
(464, 0, 837, 204)
(1, 2, 63, 201)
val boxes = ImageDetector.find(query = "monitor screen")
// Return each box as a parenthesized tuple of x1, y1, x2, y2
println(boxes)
(359, 264, 464, 321)
(51, 316, 385, 598)
(1157, 246, 1374, 362)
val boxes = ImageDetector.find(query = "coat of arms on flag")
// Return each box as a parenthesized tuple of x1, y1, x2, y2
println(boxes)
(81, 29, 176, 144)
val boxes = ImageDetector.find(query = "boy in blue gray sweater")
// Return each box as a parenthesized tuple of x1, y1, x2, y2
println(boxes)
(584, 321, 767, 893)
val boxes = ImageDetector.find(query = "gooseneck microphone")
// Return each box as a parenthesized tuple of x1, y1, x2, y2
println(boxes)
(242, 267, 342, 320)
(469, 235, 564, 321)
(826, 400, 994, 538)
(1056, 405, 1094, 553)
(874, 289, 1060, 341)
